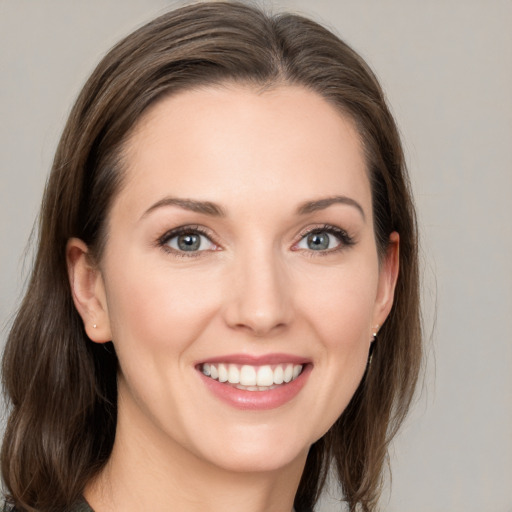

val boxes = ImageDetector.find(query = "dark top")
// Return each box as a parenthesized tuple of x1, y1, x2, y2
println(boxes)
(69, 498, 94, 512)
(2, 497, 93, 512)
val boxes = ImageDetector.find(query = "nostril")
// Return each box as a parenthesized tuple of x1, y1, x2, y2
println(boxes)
(222, 262, 293, 335)
(231, 320, 287, 338)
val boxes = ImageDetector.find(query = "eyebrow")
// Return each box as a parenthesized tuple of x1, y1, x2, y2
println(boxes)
(141, 197, 226, 219)
(296, 195, 366, 221)
(141, 194, 365, 221)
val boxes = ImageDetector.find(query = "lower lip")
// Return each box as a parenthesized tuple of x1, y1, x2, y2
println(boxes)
(198, 365, 312, 411)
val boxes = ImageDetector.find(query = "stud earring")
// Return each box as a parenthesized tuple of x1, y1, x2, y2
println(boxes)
(93, 324, 97, 329)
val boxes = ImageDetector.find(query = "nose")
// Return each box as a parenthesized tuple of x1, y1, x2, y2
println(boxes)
(222, 246, 293, 337)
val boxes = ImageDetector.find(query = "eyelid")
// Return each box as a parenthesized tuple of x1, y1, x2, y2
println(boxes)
(292, 224, 355, 252)
(155, 223, 354, 257)
(157, 225, 221, 256)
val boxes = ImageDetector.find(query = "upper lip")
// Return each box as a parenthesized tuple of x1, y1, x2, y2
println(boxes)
(197, 353, 311, 366)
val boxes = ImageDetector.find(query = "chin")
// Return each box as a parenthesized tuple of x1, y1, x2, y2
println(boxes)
(208, 444, 308, 474)
(186, 424, 314, 474)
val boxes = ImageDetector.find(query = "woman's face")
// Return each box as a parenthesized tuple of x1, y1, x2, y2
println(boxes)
(87, 85, 398, 473)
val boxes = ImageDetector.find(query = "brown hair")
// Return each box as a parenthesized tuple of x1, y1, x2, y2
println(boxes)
(2, 2, 421, 511)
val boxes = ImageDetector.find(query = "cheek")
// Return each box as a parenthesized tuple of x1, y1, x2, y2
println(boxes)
(297, 261, 378, 348)
(294, 261, 378, 437)
(103, 256, 222, 363)
(307, 277, 374, 380)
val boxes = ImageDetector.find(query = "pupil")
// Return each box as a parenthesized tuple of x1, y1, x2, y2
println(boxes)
(307, 232, 329, 250)
(178, 234, 200, 251)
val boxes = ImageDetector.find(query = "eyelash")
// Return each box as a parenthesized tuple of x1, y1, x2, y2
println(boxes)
(156, 223, 355, 258)
(294, 224, 355, 256)
(157, 225, 217, 258)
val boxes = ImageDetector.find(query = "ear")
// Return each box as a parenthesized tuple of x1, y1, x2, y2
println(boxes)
(372, 231, 400, 329)
(66, 238, 112, 343)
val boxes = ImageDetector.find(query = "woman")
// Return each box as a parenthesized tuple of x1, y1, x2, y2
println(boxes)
(1, 2, 421, 511)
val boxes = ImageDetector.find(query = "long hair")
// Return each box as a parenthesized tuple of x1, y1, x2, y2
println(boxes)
(2, 2, 421, 511)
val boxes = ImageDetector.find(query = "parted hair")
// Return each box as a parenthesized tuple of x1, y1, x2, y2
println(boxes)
(1, 2, 422, 511)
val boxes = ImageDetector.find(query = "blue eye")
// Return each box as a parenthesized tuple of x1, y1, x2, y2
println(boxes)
(298, 231, 341, 251)
(296, 226, 353, 252)
(161, 228, 217, 253)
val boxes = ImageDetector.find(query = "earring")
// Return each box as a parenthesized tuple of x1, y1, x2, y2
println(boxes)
(368, 324, 379, 365)
(93, 324, 97, 329)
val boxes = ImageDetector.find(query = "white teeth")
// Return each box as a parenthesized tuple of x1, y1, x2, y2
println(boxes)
(218, 363, 228, 383)
(284, 364, 293, 383)
(202, 362, 304, 389)
(273, 365, 284, 385)
(240, 365, 257, 386)
(256, 365, 274, 387)
(227, 364, 240, 384)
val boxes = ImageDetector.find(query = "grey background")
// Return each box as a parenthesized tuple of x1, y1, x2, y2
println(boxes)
(1, 0, 511, 511)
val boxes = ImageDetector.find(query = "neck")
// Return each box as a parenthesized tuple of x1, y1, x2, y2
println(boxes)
(85, 390, 307, 512)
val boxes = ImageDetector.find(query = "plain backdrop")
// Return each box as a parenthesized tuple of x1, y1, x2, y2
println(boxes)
(1, 1, 511, 511)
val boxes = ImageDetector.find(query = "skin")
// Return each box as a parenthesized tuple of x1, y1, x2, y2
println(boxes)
(67, 84, 399, 512)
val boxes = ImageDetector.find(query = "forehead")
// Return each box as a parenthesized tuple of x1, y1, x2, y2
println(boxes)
(117, 84, 371, 219)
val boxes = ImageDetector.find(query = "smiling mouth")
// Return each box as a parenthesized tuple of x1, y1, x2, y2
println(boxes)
(199, 363, 304, 391)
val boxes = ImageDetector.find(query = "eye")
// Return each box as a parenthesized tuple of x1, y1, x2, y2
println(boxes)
(295, 226, 354, 252)
(297, 231, 340, 251)
(159, 227, 218, 254)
